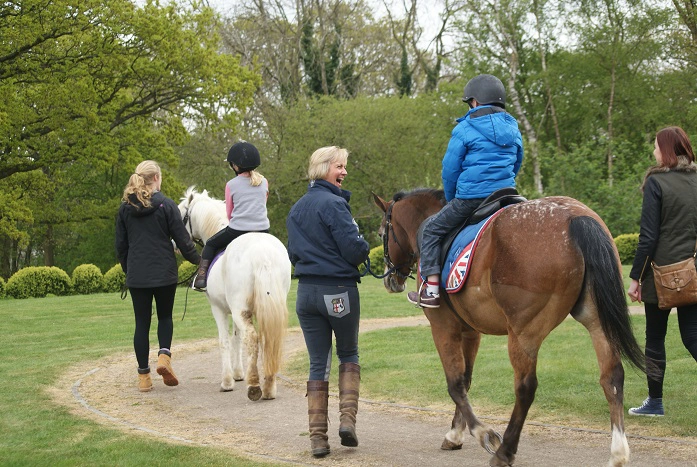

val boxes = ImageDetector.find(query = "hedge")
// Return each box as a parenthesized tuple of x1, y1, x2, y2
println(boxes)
(103, 264, 126, 293)
(614, 233, 639, 265)
(358, 245, 385, 276)
(178, 261, 198, 286)
(0, 276, 5, 298)
(72, 264, 104, 294)
(6, 266, 72, 299)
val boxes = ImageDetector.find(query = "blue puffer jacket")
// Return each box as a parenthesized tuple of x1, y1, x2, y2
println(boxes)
(286, 180, 370, 286)
(441, 105, 524, 202)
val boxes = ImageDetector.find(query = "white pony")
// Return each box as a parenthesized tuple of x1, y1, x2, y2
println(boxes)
(178, 186, 291, 400)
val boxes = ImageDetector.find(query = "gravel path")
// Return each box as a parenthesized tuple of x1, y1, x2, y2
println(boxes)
(50, 311, 697, 466)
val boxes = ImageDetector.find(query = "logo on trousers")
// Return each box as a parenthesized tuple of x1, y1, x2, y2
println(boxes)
(331, 298, 345, 314)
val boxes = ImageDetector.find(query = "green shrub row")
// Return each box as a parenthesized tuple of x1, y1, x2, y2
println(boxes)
(0, 234, 640, 300)
(3, 263, 126, 299)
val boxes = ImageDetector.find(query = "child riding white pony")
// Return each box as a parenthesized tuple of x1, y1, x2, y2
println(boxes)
(179, 186, 291, 400)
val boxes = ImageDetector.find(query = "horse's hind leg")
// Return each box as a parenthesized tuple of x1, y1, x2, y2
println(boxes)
(236, 309, 262, 401)
(211, 305, 237, 392)
(424, 309, 497, 452)
(231, 324, 244, 382)
(578, 316, 629, 467)
(491, 333, 540, 467)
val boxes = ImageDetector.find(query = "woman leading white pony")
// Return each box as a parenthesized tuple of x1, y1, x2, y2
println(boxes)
(178, 186, 291, 400)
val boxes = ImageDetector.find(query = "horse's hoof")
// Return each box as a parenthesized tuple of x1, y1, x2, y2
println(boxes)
(234, 376, 244, 382)
(441, 439, 463, 450)
(219, 386, 234, 392)
(489, 453, 513, 467)
(247, 385, 262, 401)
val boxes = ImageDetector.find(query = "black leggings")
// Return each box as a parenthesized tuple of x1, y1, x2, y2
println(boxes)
(130, 284, 178, 370)
(643, 302, 697, 398)
(201, 227, 269, 261)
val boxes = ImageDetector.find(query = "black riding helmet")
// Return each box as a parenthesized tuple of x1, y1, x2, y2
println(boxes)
(226, 141, 260, 173)
(462, 74, 506, 108)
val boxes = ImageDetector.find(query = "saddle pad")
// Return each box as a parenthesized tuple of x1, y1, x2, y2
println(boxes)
(442, 210, 503, 293)
(208, 249, 225, 273)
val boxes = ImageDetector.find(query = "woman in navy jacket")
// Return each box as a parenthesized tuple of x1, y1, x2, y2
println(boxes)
(286, 146, 369, 458)
(115, 160, 201, 392)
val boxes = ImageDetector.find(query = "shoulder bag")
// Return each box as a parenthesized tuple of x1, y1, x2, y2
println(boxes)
(650, 238, 697, 309)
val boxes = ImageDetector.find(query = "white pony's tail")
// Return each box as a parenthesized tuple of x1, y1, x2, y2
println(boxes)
(253, 257, 289, 380)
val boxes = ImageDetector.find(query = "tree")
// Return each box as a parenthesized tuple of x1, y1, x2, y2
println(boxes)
(0, 0, 260, 274)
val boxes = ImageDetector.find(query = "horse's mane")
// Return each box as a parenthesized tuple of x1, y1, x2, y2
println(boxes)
(393, 188, 446, 207)
(182, 186, 228, 239)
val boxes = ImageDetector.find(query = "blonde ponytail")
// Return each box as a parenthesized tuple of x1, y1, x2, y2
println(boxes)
(249, 169, 265, 187)
(122, 160, 161, 207)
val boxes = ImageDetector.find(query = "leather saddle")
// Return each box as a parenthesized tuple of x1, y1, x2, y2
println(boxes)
(438, 187, 527, 266)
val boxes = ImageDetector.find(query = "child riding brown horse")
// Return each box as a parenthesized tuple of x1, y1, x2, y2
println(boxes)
(374, 189, 645, 467)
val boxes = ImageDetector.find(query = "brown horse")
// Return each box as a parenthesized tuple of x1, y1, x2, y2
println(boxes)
(373, 189, 645, 467)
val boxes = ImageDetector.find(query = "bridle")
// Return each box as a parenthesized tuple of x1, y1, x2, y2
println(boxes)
(181, 203, 204, 248)
(378, 200, 416, 281)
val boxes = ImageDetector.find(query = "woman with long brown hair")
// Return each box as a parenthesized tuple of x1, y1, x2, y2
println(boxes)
(627, 126, 697, 416)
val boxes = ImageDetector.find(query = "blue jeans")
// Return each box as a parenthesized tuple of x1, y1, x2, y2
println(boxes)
(419, 198, 484, 277)
(296, 282, 360, 381)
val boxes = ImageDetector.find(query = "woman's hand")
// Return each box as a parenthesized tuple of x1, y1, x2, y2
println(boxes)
(627, 279, 642, 303)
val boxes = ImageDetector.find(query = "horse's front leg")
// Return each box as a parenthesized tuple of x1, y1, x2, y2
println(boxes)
(236, 309, 262, 401)
(211, 305, 236, 392)
(424, 309, 498, 452)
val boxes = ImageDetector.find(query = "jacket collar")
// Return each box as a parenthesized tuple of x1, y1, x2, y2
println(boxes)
(309, 179, 352, 202)
(642, 156, 697, 190)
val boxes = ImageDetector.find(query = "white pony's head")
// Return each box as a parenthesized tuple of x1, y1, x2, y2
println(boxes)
(178, 186, 227, 243)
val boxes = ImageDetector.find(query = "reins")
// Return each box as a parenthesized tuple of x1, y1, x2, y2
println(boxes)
(363, 199, 416, 281)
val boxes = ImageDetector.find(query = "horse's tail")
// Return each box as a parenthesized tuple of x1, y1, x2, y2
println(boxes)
(252, 257, 289, 380)
(569, 216, 645, 372)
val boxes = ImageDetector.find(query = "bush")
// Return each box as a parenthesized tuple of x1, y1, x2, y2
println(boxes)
(72, 264, 104, 294)
(103, 264, 126, 293)
(614, 233, 639, 265)
(0, 276, 5, 298)
(359, 245, 385, 276)
(178, 261, 198, 286)
(6, 266, 72, 299)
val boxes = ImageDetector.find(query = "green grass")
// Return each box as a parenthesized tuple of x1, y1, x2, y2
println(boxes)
(0, 280, 421, 466)
(1, 272, 694, 465)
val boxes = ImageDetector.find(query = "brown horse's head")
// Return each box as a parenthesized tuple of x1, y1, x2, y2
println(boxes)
(373, 189, 446, 293)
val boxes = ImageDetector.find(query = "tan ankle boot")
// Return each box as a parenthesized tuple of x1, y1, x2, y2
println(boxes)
(156, 350, 179, 386)
(338, 362, 360, 447)
(138, 368, 152, 392)
(307, 380, 330, 458)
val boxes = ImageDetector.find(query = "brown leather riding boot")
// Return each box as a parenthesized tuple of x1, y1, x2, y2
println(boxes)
(307, 380, 330, 457)
(156, 350, 179, 386)
(193, 259, 211, 290)
(338, 362, 360, 447)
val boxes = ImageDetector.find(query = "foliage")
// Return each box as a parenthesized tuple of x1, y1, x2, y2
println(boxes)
(358, 245, 385, 275)
(0, 0, 260, 276)
(0, 276, 5, 298)
(178, 261, 198, 286)
(5, 267, 72, 299)
(103, 264, 126, 293)
(71, 264, 104, 295)
(615, 234, 640, 265)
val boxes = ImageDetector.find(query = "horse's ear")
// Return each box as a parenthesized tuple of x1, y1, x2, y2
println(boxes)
(372, 192, 389, 213)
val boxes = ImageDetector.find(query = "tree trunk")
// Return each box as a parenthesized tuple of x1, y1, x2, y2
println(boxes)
(44, 225, 55, 267)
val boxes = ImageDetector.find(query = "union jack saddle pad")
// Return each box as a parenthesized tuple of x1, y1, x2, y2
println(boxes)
(441, 210, 503, 293)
